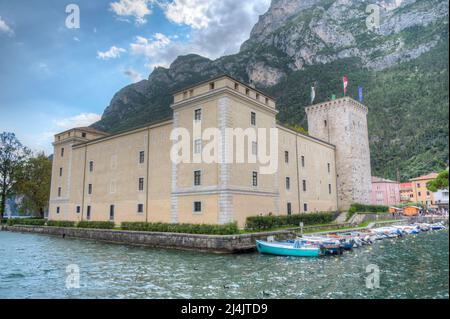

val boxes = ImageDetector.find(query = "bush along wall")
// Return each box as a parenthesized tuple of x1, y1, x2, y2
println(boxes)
(77, 221, 115, 229)
(245, 212, 336, 231)
(347, 203, 389, 214)
(6, 218, 46, 226)
(121, 222, 240, 235)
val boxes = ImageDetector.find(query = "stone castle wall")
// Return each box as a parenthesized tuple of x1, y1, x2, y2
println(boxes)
(306, 98, 372, 210)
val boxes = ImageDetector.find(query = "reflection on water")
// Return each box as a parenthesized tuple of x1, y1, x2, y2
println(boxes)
(0, 230, 448, 299)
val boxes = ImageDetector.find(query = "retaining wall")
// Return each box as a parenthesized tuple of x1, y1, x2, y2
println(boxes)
(1, 225, 296, 254)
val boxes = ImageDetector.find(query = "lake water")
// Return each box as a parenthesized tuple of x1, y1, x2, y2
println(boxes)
(0, 230, 448, 299)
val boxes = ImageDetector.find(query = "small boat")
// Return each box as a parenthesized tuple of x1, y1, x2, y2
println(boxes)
(256, 240, 322, 257)
(429, 222, 446, 231)
(297, 236, 344, 255)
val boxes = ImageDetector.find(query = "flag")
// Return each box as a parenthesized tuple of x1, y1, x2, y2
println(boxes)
(311, 86, 316, 104)
(343, 75, 348, 95)
(358, 86, 363, 102)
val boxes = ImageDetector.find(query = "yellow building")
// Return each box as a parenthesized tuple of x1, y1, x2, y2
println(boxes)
(410, 173, 439, 208)
(48, 75, 371, 227)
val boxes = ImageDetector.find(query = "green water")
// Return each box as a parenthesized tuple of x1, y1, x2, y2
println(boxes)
(0, 230, 448, 299)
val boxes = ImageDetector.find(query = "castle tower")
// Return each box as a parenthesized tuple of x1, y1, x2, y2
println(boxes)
(305, 97, 372, 210)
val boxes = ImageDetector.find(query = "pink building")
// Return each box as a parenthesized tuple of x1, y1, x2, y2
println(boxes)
(371, 176, 401, 206)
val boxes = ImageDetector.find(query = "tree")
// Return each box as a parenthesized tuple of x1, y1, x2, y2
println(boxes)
(14, 153, 52, 218)
(427, 169, 449, 192)
(0, 132, 30, 219)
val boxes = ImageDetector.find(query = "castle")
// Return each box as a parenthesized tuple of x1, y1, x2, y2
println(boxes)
(48, 75, 372, 227)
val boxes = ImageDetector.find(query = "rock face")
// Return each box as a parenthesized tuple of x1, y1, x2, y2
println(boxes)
(92, 0, 449, 180)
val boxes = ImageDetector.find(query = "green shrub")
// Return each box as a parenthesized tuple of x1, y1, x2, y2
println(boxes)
(77, 221, 115, 229)
(245, 212, 336, 231)
(121, 222, 240, 235)
(7, 218, 46, 226)
(47, 220, 76, 227)
(348, 203, 389, 214)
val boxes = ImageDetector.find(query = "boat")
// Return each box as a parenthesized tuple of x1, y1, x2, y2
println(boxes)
(429, 222, 446, 231)
(297, 236, 344, 255)
(256, 240, 322, 257)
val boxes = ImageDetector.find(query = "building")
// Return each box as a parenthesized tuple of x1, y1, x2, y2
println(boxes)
(371, 177, 400, 206)
(434, 189, 449, 209)
(409, 172, 438, 208)
(400, 182, 414, 203)
(48, 75, 372, 227)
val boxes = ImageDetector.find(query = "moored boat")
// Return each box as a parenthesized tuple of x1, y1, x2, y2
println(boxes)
(256, 240, 322, 257)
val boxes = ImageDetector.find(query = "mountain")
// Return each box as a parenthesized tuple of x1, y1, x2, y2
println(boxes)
(92, 0, 449, 181)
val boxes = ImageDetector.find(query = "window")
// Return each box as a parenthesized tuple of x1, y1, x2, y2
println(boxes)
(138, 178, 144, 191)
(234, 83, 239, 90)
(252, 141, 258, 156)
(286, 177, 290, 190)
(252, 171, 258, 187)
(194, 139, 202, 154)
(245, 88, 250, 96)
(139, 151, 145, 164)
(287, 203, 292, 216)
(302, 180, 307, 192)
(109, 205, 115, 221)
(81, 132, 86, 138)
(301, 156, 305, 168)
(59, 167, 63, 177)
(303, 203, 308, 212)
(76, 206, 81, 214)
(58, 187, 61, 197)
(61, 147, 64, 157)
(89, 161, 94, 172)
(209, 82, 215, 90)
(86, 206, 91, 220)
(194, 201, 202, 213)
(324, 120, 327, 127)
(427, 191, 430, 196)
(194, 108, 202, 121)
(265, 97, 269, 105)
(183, 91, 188, 99)
(327, 163, 331, 173)
(256, 93, 260, 101)
(88, 184, 92, 195)
(137, 204, 144, 214)
(189, 89, 194, 97)
(329, 184, 332, 194)
(417, 183, 420, 187)
(56, 207, 60, 214)
(194, 170, 201, 186)
(251, 112, 256, 126)
(285, 151, 289, 164)
(418, 191, 421, 197)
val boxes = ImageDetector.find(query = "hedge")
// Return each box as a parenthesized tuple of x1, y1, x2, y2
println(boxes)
(121, 222, 240, 235)
(6, 218, 46, 226)
(348, 203, 389, 214)
(245, 212, 337, 231)
(46, 220, 76, 228)
(77, 221, 115, 229)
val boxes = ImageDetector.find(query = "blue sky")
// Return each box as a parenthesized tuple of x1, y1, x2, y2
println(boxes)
(0, 0, 270, 154)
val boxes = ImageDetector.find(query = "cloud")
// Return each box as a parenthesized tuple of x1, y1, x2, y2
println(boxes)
(123, 68, 144, 82)
(129, 33, 172, 67)
(129, 0, 270, 68)
(110, 0, 154, 25)
(163, 0, 212, 29)
(97, 46, 126, 60)
(0, 16, 14, 37)
(54, 113, 102, 131)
